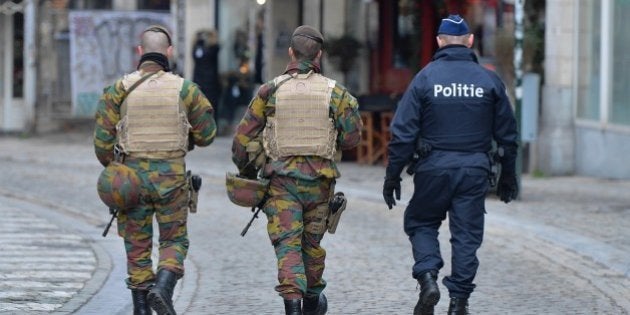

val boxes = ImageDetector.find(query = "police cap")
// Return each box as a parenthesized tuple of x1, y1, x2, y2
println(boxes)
(437, 14, 470, 36)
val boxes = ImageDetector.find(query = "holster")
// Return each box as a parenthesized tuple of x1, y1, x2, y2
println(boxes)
(326, 192, 347, 234)
(406, 139, 432, 176)
(187, 171, 202, 213)
(488, 147, 505, 188)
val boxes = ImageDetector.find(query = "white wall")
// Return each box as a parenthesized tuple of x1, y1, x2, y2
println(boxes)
(537, 0, 576, 175)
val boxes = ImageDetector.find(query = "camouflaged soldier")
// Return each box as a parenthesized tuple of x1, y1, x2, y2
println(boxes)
(94, 25, 216, 315)
(231, 25, 362, 315)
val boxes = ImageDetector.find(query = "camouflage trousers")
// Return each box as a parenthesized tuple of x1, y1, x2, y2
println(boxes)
(116, 158, 190, 290)
(262, 175, 334, 300)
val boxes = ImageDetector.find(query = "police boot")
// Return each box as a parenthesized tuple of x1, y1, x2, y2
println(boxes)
(131, 289, 151, 315)
(284, 299, 302, 315)
(147, 269, 178, 315)
(413, 271, 440, 315)
(447, 297, 469, 315)
(303, 293, 327, 315)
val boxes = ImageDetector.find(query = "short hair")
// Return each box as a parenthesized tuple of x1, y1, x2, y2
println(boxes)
(141, 25, 172, 53)
(437, 34, 471, 46)
(290, 25, 323, 61)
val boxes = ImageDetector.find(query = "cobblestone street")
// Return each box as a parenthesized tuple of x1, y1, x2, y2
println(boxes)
(0, 131, 628, 314)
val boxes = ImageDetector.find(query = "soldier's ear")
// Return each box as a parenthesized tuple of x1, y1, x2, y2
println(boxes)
(136, 45, 143, 56)
(166, 46, 174, 58)
(288, 47, 296, 60)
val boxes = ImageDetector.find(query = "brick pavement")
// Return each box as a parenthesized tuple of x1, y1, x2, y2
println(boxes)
(0, 133, 628, 314)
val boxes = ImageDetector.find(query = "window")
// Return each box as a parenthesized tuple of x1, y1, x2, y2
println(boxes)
(138, 0, 170, 11)
(576, 0, 600, 121)
(393, 0, 417, 69)
(611, 0, 630, 125)
(13, 12, 23, 98)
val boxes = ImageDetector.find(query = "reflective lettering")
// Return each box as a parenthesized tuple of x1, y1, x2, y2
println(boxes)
(434, 84, 484, 98)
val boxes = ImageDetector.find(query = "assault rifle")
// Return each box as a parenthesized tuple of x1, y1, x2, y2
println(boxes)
(240, 196, 268, 237)
(102, 208, 118, 237)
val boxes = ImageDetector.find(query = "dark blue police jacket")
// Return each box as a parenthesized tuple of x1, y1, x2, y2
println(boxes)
(386, 45, 518, 179)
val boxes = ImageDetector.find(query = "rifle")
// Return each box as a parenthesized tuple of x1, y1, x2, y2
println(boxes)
(102, 208, 118, 237)
(240, 196, 268, 237)
(240, 207, 261, 237)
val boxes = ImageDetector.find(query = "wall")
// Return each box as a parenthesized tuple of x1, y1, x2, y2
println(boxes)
(537, 0, 576, 175)
(576, 125, 630, 179)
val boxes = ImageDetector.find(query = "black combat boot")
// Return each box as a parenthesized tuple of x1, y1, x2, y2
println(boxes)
(303, 293, 327, 315)
(413, 271, 440, 315)
(447, 297, 469, 315)
(131, 289, 151, 315)
(284, 299, 302, 315)
(147, 269, 178, 315)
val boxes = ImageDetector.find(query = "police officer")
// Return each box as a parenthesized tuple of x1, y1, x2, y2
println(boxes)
(382, 15, 518, 315)
(94, 25, 216, 315)
(231, 25, 362, 315)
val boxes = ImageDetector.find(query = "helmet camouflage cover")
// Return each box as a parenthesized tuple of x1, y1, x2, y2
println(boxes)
(225, 172, 269, 208)
(97, 162, 142, 210)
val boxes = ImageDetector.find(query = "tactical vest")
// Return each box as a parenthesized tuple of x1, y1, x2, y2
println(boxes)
(263, 72, 337, 160)
(116, 71, 190, 159)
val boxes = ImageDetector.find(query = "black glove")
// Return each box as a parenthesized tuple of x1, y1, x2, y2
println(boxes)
(496, 172, 518, 203)
(239, 164, 258, 179)
(383, 177, 402, 210)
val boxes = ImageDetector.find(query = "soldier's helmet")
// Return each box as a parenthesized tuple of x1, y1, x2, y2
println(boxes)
(97, 162, 142, 210)
(225, 172, 269, 207)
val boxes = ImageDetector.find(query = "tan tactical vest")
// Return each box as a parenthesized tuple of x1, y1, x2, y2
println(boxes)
(117, 71, 190, 159)
(263, 72, 337, 160)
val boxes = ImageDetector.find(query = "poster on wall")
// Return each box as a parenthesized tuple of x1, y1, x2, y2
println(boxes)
(69, 11, 171, 117)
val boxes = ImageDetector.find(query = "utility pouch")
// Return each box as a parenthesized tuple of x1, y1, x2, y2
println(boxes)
(246, 141, 266, 169)
(187, 170, 202, 213)
(326, 192, 347, 234)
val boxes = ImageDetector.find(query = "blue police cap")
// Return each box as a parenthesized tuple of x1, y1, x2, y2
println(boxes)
(437, 14, 470, 36)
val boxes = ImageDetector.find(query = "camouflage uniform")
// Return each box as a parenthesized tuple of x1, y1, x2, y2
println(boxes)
(94, 62, 216, 290)
(232, 60, 362, 299)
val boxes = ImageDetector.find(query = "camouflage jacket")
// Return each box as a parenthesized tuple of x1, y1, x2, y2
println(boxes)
(94, 62, 217, 167)
(231, 60, 362, 180)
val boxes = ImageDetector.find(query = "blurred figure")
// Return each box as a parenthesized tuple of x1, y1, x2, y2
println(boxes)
(220, 57, 253, 135)
(192, 29, 222, 121)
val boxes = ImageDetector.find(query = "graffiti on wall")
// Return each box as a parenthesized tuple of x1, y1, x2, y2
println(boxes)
(69, 11, 171, 117)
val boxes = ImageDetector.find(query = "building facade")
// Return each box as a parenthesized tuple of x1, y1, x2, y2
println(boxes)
(538, 0, 630, 179)
(2, 0, 629, 179)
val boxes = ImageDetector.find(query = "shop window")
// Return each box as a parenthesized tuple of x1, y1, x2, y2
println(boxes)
(576, 0, 600, 121)
(394, 0, 417, 69)
(611, 0, 630, 125)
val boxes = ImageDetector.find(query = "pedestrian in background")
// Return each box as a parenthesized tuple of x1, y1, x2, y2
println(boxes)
(382, 15, 519, 315)
(231, 25, 362, 315)
(192, 29, 222, 122)
(94, 25, 216, 315)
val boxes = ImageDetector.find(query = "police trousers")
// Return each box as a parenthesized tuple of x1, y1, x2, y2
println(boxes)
(404, 167, 488, 298)
(262, 175, 333, 300)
